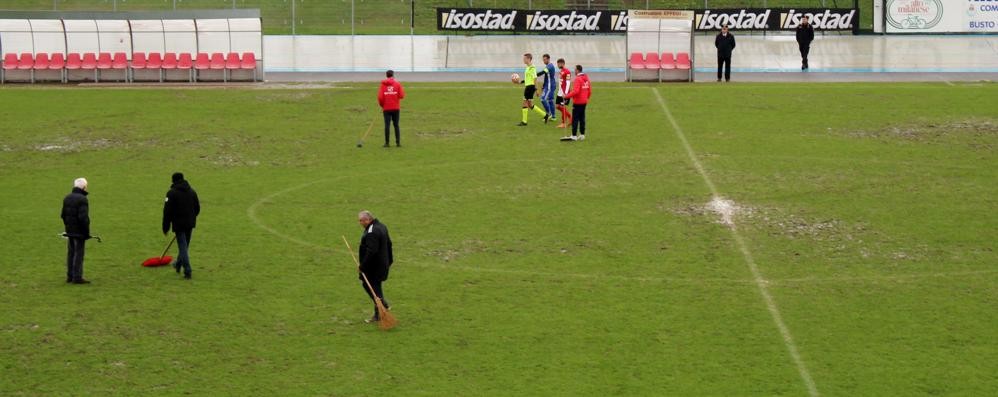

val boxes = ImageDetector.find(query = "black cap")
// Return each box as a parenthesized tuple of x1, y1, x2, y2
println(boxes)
(172, 172, 184, 183)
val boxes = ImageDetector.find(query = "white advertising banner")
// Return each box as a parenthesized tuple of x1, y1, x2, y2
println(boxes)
(886, 0, 998, 33)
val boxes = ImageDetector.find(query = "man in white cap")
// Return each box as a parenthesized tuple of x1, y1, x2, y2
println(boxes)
(61, 178, 91, 284)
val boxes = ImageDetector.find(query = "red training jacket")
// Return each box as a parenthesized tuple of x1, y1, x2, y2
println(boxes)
(377, 78, 405, 111)
(565, 73, 591, 105)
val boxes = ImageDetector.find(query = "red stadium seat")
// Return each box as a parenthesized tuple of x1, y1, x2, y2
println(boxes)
(2, 53, 17, 70)
(209, 53, 225, 70)
(240, 52, 257, 81)
(178, 53, 193, 69)
(81, 53, 97, 68)
(225, 52, 240, 69)
(65, 53, 82, 70)
(1, 53, 15, 83)
(629, 52, 645, 70)
(224, 52, 240, 82)
(660, 53, 676, 70)
(95, 52, 112, 81)
(194, 53, 210, 70)
(49, 53, 65, 69)
(130, 52, 146, 82)
(17, 52, 33, 70)
(96, 52, 112, 69)
(2, 53, 18, 83)
(146, 52, 162, 69)
(194, 52, 211, 70)
(131, 52, 147, 70)
(81, 53, 98, 81)
(644, 52, 661, 70)
(194, 53, 210, 81)
(147, 53, 163, 82)
(49, 53, 66, 82)
(162, 52, 178, 70)
(112, 52, 127, 69)
(33, 53, 50, 70)
(676, 52, 691, 70)
(177, 53, 194, 82)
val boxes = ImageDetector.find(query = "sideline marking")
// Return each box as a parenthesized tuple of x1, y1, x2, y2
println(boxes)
(652, 87, 820, 397)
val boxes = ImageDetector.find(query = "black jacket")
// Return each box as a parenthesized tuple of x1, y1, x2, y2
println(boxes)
(162, 180, 200, 233)
(715, 33, 736, 58)
(61, 187, 90, 238)
(796, 23, 815, 46)
(359, 219, 393, 281)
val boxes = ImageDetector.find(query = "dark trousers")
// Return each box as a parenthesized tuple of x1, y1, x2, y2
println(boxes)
(66, 237, 85, 281)
(383, 110, 400, 145)
(176, 229, 193, 276)
(799, 45, 810, 69)
(360, 273, 387, 319)
(717, 56, 731, 81)
(571, 104, 587, 136)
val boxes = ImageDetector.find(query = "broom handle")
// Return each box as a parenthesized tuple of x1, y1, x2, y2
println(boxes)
(341, 236, 383, 305)
(160, 235, 176, 259)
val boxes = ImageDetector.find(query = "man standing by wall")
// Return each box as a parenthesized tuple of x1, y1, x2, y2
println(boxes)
(61, 177, 91, 284)
(163, 172, 200, 280)
(357, 210, 393, 323)
(377, 70, 405, 147)
(715, 24, 736, 82)
(796, 15, 815, 71)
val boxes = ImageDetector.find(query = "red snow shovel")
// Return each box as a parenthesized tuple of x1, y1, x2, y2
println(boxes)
(142, 236, 176, 267)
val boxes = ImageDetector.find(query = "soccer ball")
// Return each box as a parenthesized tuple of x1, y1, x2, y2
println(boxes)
(511, 73, 520, 84)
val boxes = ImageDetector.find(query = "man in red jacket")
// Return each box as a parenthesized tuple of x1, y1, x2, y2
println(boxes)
(564, 64, 591, 141)
(377, 70, 405, 147)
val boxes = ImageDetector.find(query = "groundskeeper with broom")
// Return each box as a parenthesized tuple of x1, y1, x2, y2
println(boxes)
(356, 210, 393, 323)
(61, 177, 92, 284)
(162, 172, 200, 280)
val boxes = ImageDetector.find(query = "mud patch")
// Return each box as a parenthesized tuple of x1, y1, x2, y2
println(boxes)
(422, 239, 488, 262)
(31, 137, 120, 153)
(670, 197, 755, 227)
(415, 127, 469, 138)
(255, 92, 313, 103)
(840, 118, 998, 149)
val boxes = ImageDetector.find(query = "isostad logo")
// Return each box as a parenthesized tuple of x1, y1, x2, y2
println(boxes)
(440, 9, 517, 30)
(780, 9, 856, 29)
(527, 11, 602, 31)
(696, 10, 772, 30)
(610, 11, 629, 31)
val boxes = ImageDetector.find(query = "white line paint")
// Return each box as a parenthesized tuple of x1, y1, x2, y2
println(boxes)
(652, 88, 820, 397)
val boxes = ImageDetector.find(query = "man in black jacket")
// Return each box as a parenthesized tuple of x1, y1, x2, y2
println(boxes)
(796, 16, 815, 71)
(356, 210, 393, 323)
(714, 24, 736, 82)
(163, 172, 200, 279)
(61, 178, 91, 284)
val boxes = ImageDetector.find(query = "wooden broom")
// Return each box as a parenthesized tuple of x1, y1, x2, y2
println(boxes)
(341, 236, 397, 330)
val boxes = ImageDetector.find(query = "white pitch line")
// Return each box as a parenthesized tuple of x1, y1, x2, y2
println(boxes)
(652, 88, 820, 397)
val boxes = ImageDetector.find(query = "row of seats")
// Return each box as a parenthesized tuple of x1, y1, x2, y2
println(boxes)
(628, 52, 692, 82)
(630, 52, 692, 71)
(2, 52, 258, 83)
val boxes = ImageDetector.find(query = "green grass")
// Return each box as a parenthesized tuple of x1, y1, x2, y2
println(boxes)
(1, 0, 875, 34)
(0, 81, 996, 395)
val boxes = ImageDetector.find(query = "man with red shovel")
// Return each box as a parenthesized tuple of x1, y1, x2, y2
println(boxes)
(162, 172, 200, 279)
